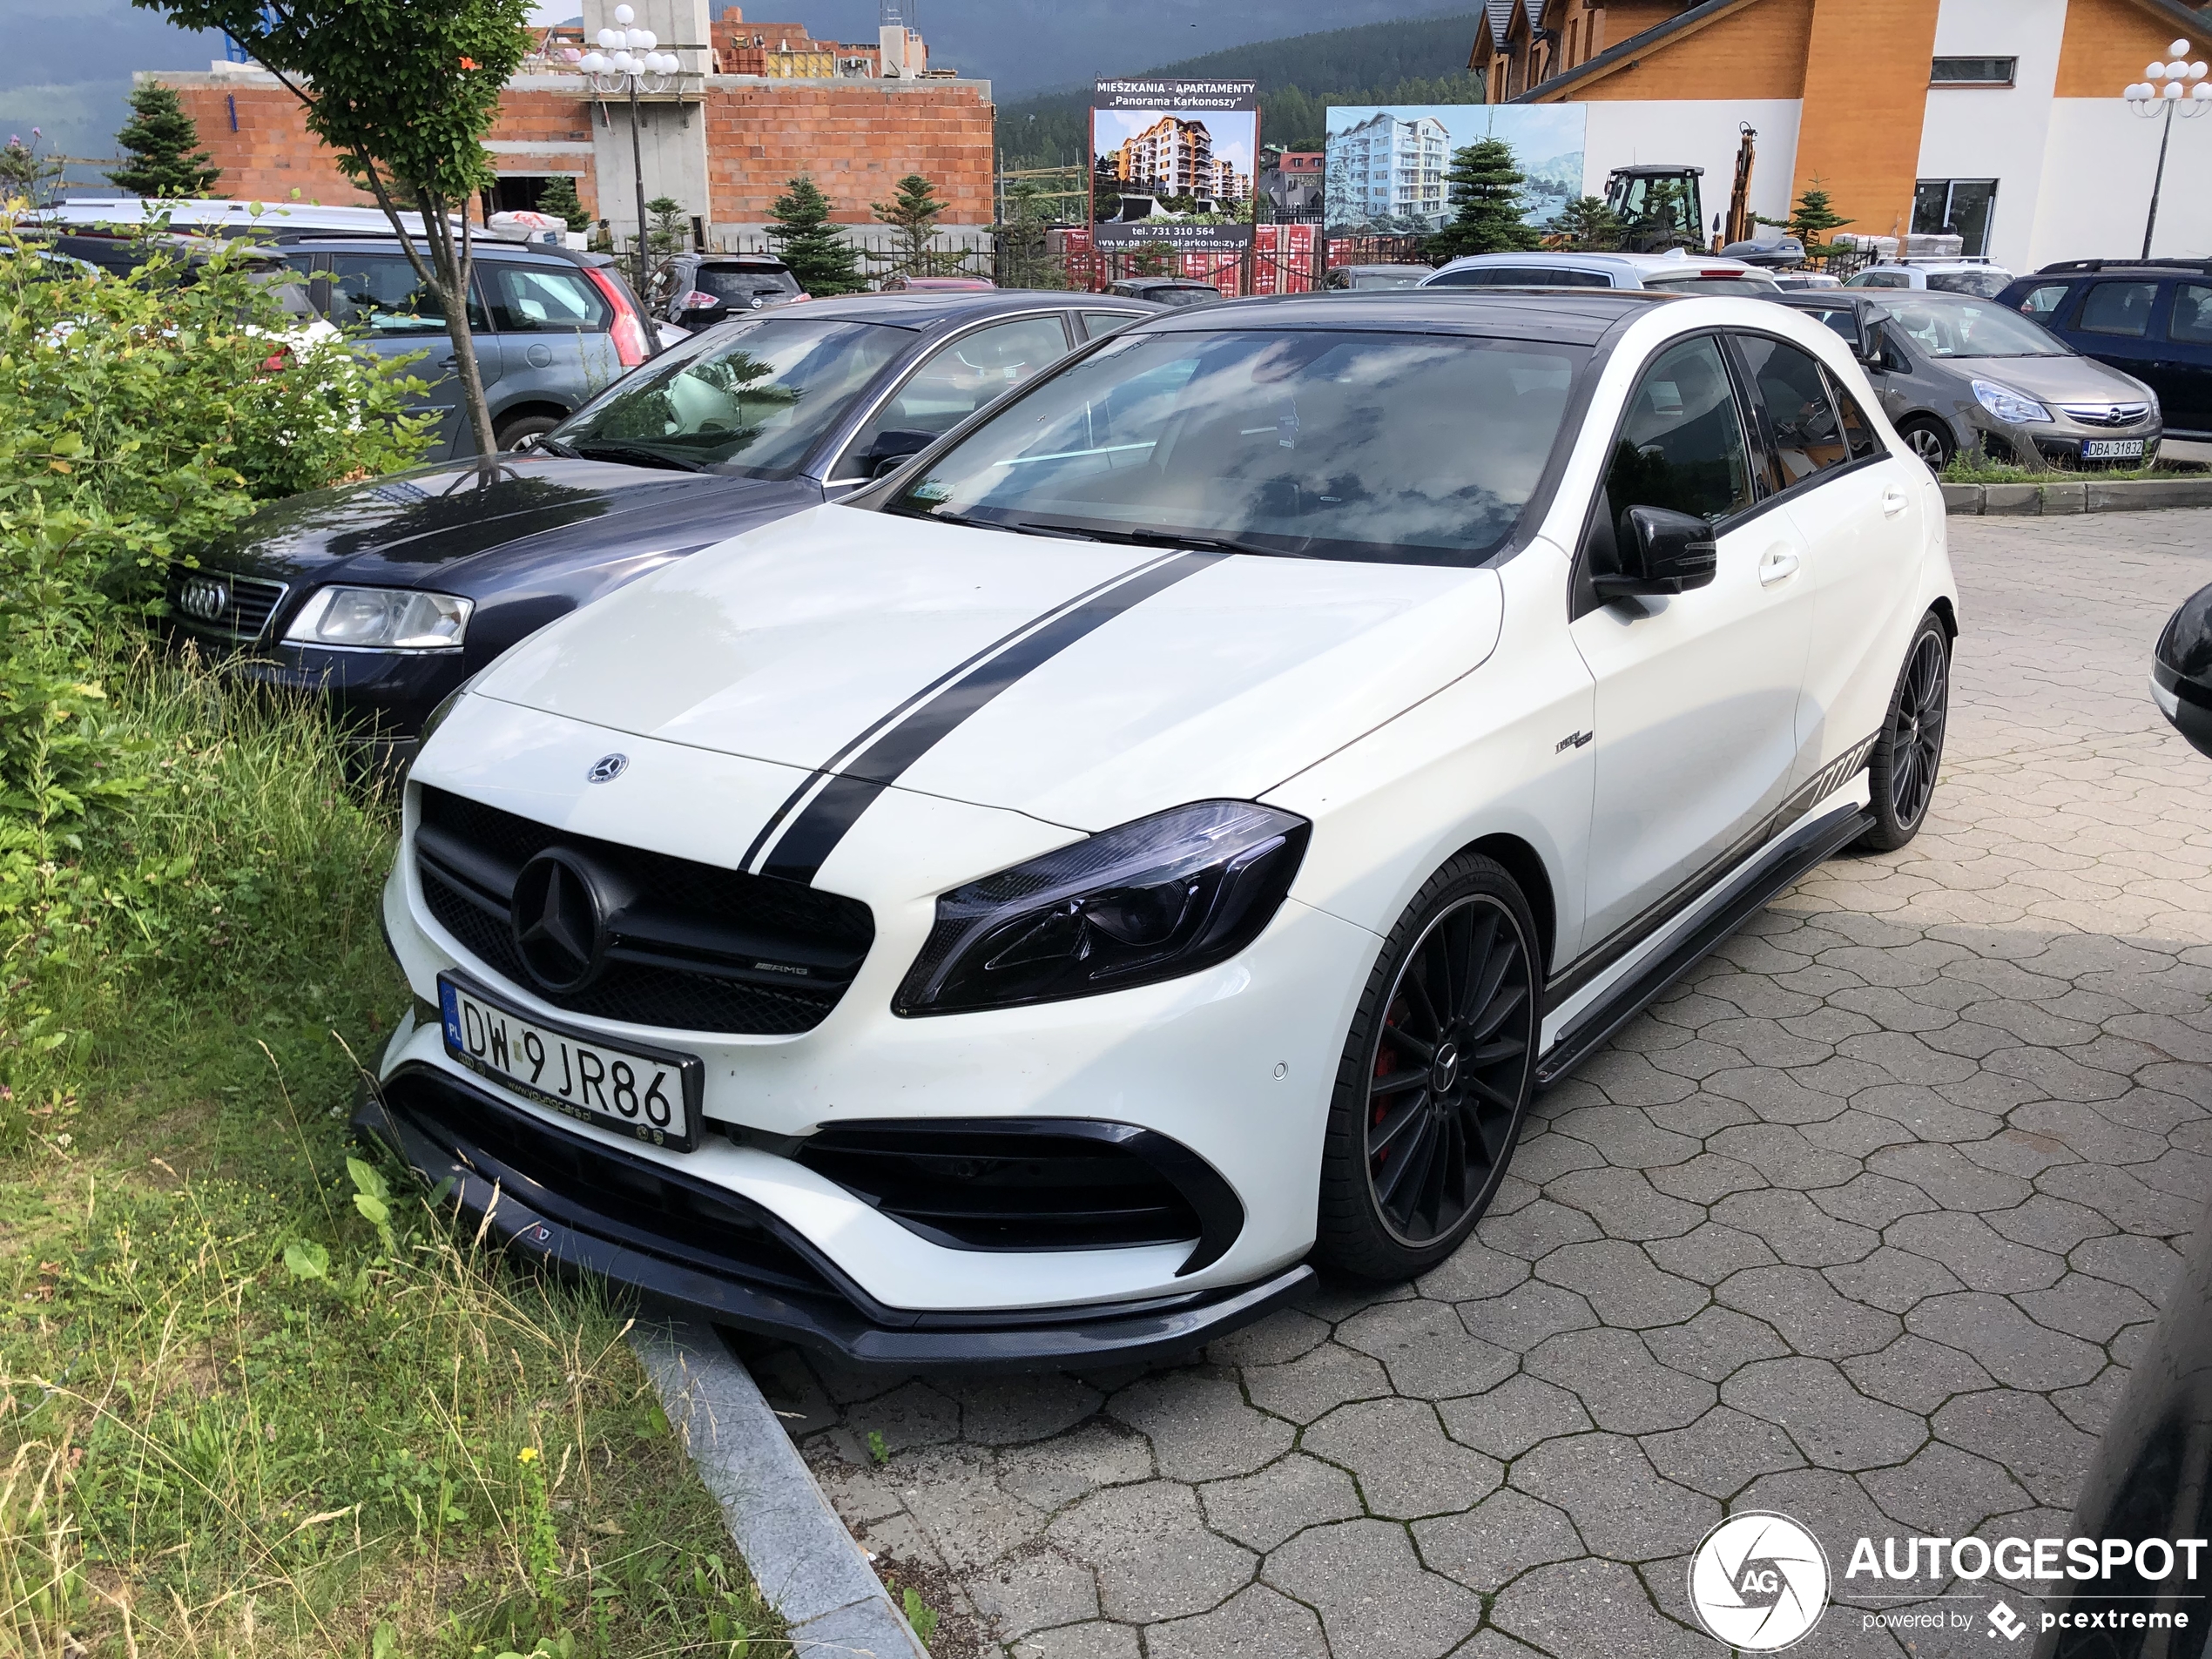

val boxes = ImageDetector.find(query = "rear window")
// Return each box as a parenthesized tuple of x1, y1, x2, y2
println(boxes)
(692, 263, 801, 305)
(1429, 266, 1613, 288)
(1641, 273, 1781, 295)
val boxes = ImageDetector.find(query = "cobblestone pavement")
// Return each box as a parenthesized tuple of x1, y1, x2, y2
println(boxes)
(737, 511, 2212, 1659)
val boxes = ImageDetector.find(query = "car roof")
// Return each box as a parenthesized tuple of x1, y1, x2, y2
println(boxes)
(274, 233, 589, 265)
(1764, 292, 1886, 312)
(1433, 250, 1759, 276)
(1134, 287, 1671, 345)
(773, 289, 1164, 327)
(1339, 264, 1434, 275)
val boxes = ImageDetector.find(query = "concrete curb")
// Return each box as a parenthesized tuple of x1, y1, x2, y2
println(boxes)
(631, 1320, 929, 1659)
(1943, 476, 2212, 516)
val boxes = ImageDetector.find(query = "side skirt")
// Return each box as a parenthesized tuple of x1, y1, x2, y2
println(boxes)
(1534, 801, 1876, 1089)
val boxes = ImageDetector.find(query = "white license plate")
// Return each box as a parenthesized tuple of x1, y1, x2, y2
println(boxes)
(2082, 438, 2144, 459)
(438, 974, 699, 1150)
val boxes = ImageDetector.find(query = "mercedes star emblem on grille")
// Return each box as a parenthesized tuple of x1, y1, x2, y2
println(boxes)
(586, 753, 629, 784)
(178, 576, 229, 622)
(510, 849, 608, 993)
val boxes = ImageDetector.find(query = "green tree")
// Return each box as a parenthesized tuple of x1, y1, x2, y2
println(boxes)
(870, 172, 948, 279)
(0, 130, 63, 207)
(1761, 179, 1853, 257)
(134, 0, 534, 461)
(765, 175, 863, 295)
(1427, 138, 1541, 260)
(1551, 195, 1623, 252)
(108, 84, 220, 199)
(993, 179, 1066, 290)
(536, 173, 588, 233)
(638, 194, 690, 307)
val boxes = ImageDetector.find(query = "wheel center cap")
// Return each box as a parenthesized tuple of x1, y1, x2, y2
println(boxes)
(1431, 1041, 1461, 1096)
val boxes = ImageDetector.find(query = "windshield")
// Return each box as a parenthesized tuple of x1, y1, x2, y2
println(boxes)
(887, 327, 1587, 568)
(694, 264, 801, 304)
(1641, 273, 1780, 295)
(552, 316, 905, 475)
(1876, 295, 2069, 357)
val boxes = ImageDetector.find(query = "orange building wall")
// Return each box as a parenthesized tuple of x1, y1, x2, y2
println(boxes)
(1790, 0, 1939, 241)
(2056, 0, 2197, 97)
(1546, 0, 1811, 100)
(165, 81, 601, 220)
(703, 81, 994, 224)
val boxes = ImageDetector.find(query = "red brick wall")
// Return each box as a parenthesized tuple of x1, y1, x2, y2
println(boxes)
(166, 81, 365, 209)
(704, 80, 994, 224)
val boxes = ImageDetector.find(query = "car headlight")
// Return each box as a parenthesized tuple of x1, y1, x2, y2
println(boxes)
(893, 799, 1311, 1016)
(1972, 379, 2052, 426)
(284, 587, 473, 650)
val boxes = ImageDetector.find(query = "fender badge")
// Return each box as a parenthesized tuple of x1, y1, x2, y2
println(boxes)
(586, 753, 629, 784)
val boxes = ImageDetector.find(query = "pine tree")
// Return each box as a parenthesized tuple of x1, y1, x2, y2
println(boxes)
(1551, 195, 1623, 252)
(993, 179, 1066, 290)
(765, 175, 863, 295)
(636, 194, 691, 305)
(108, 84, 220, 198)
(536, 173, 589, 233)
(1766, 181, 1852, 256)
(1427, 138, 1541, 261)
(871, 172, 947, 277)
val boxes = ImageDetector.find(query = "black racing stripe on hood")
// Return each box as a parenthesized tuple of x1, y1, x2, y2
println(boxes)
(751, 550, 1225, 885)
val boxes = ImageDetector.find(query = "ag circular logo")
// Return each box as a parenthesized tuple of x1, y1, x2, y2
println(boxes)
(1688, 1512, 1831, 1651)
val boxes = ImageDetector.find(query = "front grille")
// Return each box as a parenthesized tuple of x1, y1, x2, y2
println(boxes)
(415, 786, 873, 1035)
(2058, 401, 2153, 428)
(383, 1067, 841, 1299)
(166, 566, 289, 642)
(795, 1119, 1236, 1265)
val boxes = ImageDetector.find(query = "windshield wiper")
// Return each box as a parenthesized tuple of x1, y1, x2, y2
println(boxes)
(1100, 527, 1296, 558)
(534, 435, 581, 458)
(567, 442, 706, 473)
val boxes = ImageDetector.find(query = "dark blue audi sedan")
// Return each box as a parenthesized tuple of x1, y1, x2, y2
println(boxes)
(166, 289, 1161, 763)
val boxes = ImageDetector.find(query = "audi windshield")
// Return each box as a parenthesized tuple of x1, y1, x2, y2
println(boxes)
(887, 327, 1588, 567)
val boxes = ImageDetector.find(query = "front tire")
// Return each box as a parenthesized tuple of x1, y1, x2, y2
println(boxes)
(1316, 854, 1540, 1280)
(1898, 418, 1955, 475)
(1859, 611, 1951, 852)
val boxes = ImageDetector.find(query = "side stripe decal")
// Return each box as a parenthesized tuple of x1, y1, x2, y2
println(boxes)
(745, 550, 1225, 884)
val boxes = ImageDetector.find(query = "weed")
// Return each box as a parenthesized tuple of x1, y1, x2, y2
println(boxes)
(867, 1430, 889, 1467)
(903, 1587, 939, 1644)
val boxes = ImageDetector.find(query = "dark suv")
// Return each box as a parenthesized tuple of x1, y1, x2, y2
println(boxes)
(1997, 260, 2212, 440)
(267, 236, 658, 456)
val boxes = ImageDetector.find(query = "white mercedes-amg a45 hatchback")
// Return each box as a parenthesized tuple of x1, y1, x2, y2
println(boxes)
(368, 289, 1958, 1366)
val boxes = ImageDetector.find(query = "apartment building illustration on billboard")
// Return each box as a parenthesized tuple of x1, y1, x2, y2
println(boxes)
(1113, 114, 1247, 208)
(1325, 111, 1450, 230)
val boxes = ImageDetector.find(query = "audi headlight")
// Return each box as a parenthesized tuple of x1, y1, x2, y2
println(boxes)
(894, 800, 1311, 1016)
(1972, 379, 2052, 426)
(285, 586, 473, 650)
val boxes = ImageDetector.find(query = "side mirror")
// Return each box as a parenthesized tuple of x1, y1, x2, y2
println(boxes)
(863, 428, 937, 478)
(1593, 505, 1717, 602)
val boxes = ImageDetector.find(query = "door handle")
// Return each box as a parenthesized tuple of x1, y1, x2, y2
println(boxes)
(1882, 487, 1908, 516)
(1758, 545, 1802, 588)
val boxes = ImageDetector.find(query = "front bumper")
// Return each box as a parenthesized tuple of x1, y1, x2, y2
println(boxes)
(357, 1062, 1313, 1370)
(168, 623, 462, 742)
(1962, 409, 2162, 469)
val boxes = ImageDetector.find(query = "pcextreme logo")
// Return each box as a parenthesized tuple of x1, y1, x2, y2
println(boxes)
(1689, 1513, 1831, 1651)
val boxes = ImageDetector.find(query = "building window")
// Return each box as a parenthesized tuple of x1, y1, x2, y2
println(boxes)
(1931, 57, 2016, 86)
(1913, 179, 1999, 257)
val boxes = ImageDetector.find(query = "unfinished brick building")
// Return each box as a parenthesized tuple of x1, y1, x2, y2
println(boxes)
(147, 1, 993, 253)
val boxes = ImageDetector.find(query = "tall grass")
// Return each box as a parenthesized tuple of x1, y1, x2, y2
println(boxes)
(0, 647, 780, 1658)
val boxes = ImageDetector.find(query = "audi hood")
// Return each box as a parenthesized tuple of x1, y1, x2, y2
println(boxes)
(466, 502, 1505, 834)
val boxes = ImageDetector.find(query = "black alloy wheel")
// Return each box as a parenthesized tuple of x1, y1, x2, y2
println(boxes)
(1898, 418, 1954, 474)
(1859, 611, 1951, 851)
(1318, 854, 1540, 1278)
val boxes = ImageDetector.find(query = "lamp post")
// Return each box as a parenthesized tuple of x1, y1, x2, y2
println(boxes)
(2124, 39, 2212, 260)
(580, 5, 681, 300)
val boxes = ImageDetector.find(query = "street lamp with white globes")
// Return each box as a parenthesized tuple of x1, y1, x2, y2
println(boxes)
(577, 4, 685, 300)
(2124, 37, 2212, 259)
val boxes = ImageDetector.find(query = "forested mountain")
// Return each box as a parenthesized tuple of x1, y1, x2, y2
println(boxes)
(995, 12, 1487, 169)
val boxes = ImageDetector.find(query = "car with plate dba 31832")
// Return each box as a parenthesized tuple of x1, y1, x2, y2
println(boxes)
(368, 287, 1959, 1367)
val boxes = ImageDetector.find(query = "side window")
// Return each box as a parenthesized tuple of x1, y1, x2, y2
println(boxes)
(1078, 310, 1146, 341)
(485, 265, 610, 334)
(2169, 284, 2212, 346)
(839, 315, 1074, 478)
(2020, 282, 2072, 320)
(1602, 335, 1755, 526)
(1426, 267, 1500, 287)
(1736, 334, 1851, 490)
(2079, 281, 2158, 337)
(1821, 368, 1880, 461)
(327, 254, 487, 334)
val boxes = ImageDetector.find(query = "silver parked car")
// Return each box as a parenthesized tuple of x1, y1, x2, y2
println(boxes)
(1765, 290, 2161, 471)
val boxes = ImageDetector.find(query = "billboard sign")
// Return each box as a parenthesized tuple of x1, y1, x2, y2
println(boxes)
(1091, 78, 1259, 253)
(1325, 104, 1587, 236)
